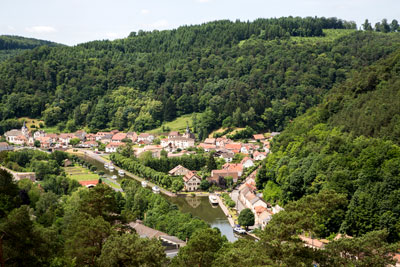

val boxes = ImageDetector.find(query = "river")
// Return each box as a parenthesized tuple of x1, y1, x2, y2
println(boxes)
(81, 154, 238, 242)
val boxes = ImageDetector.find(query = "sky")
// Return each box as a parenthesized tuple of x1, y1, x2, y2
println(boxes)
(1, 0, 399, 46)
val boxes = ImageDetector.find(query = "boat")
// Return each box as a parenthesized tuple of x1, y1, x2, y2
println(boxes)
(233, 227, 246, 234)
(111, 175, 117, 180)
(141, 181, 148, 188)
(109, 165, 115, 171)
(209, 194, 219, 205)
(152, 186, 160, 193)
(118, 170, 125, 176)
(104, 163, 109, 169)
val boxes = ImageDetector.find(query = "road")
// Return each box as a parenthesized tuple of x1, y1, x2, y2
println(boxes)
(79, 149, 176, 197)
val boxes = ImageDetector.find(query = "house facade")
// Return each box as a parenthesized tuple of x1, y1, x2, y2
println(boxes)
(183, 171, 201, 191)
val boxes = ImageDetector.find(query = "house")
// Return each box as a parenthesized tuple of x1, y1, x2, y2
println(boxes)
(254, 206, 273, 228)
(4, 129, 23, 144)
(96, 132, 112, 141)
(169, 165, 190, 176)
(33, 130, 46, 139)
(197, 143, 216, 152)
(105, 142, 125, 153)
(35, 136, 52, 148)
(225, 143, 242, 154)
(216, 137, 232, 148)
(111, 132, 127, 143)
(59, 133, 75, 146)
(241, 157, 255, 168)
(183, 171, 202, 191)
(14, 135, 28, 145)
(74, 130, 86, 140)
(64, 159, 73, 167)
(219, 151, 234, 162)
(126, 132, 138, 143)
(129, 220, 186, 249)
(222, 163, 243, 177)
(46, 133, 59, 143)
(299, 235, 328, 250)
(79, 180, 99, 188)
(85, 133, 97, 141)
(209, 170, 239, 184)
(100, 133, 113, 144)
(240, 144, 256, 154)
(137, 133, 154, 143)
(83, 141, 98, 148)
(135, 145, 163, 158)
(168, 131, 180, 139)
(161, 137, 195, 151)
(110, 129, 119, 135)
(253, 151, 267, 161)
(253, 134, 266, 142)
(204, 138, 216, 145)
(0, 142, 13, 152)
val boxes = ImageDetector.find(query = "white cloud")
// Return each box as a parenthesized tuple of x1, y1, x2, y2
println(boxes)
(25, 26, 57, 33)
(141, 9, 149, 14)
(196, 0, 212, 3)
(7, 25, 15, 31)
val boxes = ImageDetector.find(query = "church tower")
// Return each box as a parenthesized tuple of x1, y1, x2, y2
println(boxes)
(21, 121, 29, 137)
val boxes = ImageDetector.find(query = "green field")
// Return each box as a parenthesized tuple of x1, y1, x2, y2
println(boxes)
(290, 29, 356, 43)
(148, 113, 200, 134)
(64, 165, 99, 181)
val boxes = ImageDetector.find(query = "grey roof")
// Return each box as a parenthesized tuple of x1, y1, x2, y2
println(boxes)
(4, 130, 22, 137)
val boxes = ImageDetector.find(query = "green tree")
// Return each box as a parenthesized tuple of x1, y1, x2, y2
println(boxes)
(34, 140, 41, 148)
(0, 169, 20, 218)
(69, 138, 81, 146)
(171, 228, 226, 267)
(97, 233, 166, 266)
(238, 208, 254, 229)
(206, 153, 217, 172)
(199, 179, 210, 191)
(64, 215, 112, 266)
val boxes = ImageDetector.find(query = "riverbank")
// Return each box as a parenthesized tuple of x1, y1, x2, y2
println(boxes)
(216, 195, 236, 228)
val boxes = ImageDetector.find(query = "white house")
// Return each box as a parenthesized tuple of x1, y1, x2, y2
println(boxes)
(241, 157, 255, 168)
(183, 171, 202, 191)
(137, 133, 154, 143)
(105, 142, 125, 153)
(169, 165, 190, 176)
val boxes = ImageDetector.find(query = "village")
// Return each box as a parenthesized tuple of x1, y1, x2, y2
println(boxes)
(0, 121, 287, 231)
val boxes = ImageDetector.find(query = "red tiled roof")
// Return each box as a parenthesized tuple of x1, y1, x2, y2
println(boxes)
(106, 142, 125, 148)
(225, 143, 242, 150)
(253, 134, 265, 140)
(112, 132, 127, 140)
(79, 180, 99, 186)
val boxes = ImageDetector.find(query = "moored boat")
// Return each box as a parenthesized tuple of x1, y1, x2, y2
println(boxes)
(233, 227, 246, 234)
(111, 175, 117, 180)
(118, 170, 125, 176)
(209, 194, 219, 205)
(104, 163, 109, 169)
(141, 181, 148, 188)
(109, 165, 115, 171)
(152, 186, 160, 193)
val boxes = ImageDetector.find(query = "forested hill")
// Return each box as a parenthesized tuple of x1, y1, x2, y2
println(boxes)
(0, 17, 399, 136)
(0, 35, 61, 62)
(257, 49, 400, 242)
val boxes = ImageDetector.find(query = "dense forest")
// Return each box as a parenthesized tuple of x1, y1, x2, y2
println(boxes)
(2, 17, 399, 137)
(0, 35, 61, 62)
(257, 49, 400, 243)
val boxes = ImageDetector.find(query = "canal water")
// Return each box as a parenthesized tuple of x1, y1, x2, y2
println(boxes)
(81, 155, 238, 242)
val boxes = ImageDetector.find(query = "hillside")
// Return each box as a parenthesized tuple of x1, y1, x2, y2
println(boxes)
(0, 35, 61, 62)
(257, 49, 400, 241)
(3, 17, 396, 136)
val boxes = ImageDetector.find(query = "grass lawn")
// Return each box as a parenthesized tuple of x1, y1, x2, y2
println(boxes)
(65, 165, 99, 181)
(102, 178, 122, 190)
(148, 113, 201, 134)
(19, 117, 46, 130)
(40, 126, 59, 133)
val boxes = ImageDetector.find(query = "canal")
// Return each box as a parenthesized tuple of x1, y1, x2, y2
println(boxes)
(81, 154, 238, 242)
